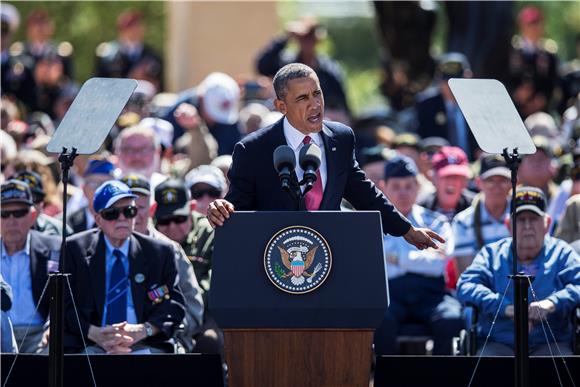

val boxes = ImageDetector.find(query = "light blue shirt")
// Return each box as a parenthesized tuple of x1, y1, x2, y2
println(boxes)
(1, 235, 44, 327)
(384, 205, 454, 279)
(101, 237, 137, 326)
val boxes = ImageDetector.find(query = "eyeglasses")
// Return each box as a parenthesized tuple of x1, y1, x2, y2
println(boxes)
(1, 208, 31, 219)
(120, 147, 155, 156)
(100, 205, 138, 221)
(156, 215, 189, 226)
(190, 188, 221, 199)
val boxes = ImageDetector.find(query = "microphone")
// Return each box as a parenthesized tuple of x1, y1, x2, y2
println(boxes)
(273, 145, 296, 190)
(299, 143, 321, 191)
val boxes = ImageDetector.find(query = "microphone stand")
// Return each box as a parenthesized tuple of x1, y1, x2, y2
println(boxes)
(502, 147, 530, 387)
(49, 147, 77, 387)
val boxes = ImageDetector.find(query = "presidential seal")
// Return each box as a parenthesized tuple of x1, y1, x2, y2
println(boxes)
(264, 226, 332, 294)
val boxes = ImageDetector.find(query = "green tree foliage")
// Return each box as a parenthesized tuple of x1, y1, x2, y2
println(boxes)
(10, 2, 165, 83)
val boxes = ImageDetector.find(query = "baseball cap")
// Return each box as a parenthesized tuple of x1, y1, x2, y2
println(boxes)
(514, 186, 546, 216)
(84, 159, 115, 177)
(518, 6, 543, 25)
(531, 135, 553, 157)
(93, 181, 137, 213)
(12, 170, 45, 203)
(120, 173, 150, 196)
(139, 117, 174, 149)
(437, 52, 470, 79)
(154, 179, 191, 220)
(1, 3, 20, 34)
(432, 146, 470, 178)
(199, 72, 240, 125)
(185, 165, 226, 193)
(384, 155, 418, 181)
(1, 180, 33, 206)
(418, 137, 450, 155)
(393, 132, 420, 150)
(479, 154, 510, 180)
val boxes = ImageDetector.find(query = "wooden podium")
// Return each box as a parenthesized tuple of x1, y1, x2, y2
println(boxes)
(210, 212, 388, 387)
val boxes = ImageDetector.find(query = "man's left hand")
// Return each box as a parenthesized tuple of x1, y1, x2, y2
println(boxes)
(403, 227, 445, 250)
(528, 299, 556, 322)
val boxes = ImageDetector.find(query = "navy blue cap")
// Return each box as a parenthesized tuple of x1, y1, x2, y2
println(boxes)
(1, 179, 34, 206)
(93, 181, 137, 213)
(384, 155, 418, 180)
(84, 159, 115, 177)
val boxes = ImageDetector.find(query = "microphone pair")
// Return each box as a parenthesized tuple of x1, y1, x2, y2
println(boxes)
(273, 143, 321, 192)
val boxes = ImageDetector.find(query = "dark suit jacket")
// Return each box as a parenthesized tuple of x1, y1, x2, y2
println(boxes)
(29, 230, 61, 321)
(63, 229, 185, 352)
(66, 206, 92, 235)
(225, 118, 411, 237)
(415, 87, 479, 160)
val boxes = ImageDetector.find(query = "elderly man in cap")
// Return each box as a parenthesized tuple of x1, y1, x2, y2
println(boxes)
(451, 154, 512, 282)
(121, 174, 204, 352)
(458, 187, 580, 355)
(415, 52, 478, 159)
(1, 180, 60, 353)
(67, 158, 115, 234)
(63, 180, 184, 354)
(374, 156, 461, 355)
(153, 178, 222, 354)
(12, 169, 71, 237)
(184, 165, 227, 217)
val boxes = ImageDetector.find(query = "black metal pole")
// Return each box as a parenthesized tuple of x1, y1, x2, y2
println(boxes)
(48, 147, 77, 387)
(502, 148, 530, 387)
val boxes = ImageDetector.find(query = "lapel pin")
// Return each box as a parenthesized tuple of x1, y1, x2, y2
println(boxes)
(134, 273, 145, 283)
(331, 147, 336, 151)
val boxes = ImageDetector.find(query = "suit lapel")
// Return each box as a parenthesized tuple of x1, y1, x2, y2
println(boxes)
(320, 124, 339, 210)
(29, 232, 48, 308)
(128, 235, 146, 321)
(88, 233, 106, 319)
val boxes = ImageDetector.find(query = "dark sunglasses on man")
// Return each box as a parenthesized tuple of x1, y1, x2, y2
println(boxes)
(100, 205, 138, 221)
(156, 215, 189, 226)
(190, 188, 221, 200)
(1, 208, 31, 219)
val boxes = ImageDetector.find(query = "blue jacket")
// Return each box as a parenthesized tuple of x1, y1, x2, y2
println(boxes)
(457, 236, 580, 347)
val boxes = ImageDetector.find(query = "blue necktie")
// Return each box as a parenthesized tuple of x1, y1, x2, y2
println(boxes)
(105, 249, 127, 325)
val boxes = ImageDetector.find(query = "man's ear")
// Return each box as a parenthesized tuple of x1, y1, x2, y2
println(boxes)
(274, 98, 287, 115)
(189, 200, 197, 212)
(149, 201, 157, 218)
(29, 206, 39, 223)
(544, 214, 552, 231)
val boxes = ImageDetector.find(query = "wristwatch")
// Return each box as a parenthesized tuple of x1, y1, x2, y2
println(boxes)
(144, 322, 154, 337)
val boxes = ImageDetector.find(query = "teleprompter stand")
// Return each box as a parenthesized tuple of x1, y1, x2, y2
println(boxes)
(449, 78, 537, 387)
(46, 78, 137, 387)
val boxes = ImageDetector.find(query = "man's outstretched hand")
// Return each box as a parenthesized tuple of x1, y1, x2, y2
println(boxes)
(207, 199, 235, 228)
(403, 226, 445, 250)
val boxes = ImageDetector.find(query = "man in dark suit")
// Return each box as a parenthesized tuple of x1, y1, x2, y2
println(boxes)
(1, 179, 60, 353)
(64, 180, 185, 354)
(208, 63, 443, 250)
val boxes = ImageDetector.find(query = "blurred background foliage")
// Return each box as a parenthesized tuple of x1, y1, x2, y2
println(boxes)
(10, 1, 580, 117)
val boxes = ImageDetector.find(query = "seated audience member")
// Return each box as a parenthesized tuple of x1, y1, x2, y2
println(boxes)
(451, 155, 512, 279)
(63, 181, 185, 354)
(12, 170, 71, 236)
(153, 179, 222, 354)
(517, 135, 557, 202)
(419, 146, 475, 222)
(184, 165, 227, 217)
(457, 187, 580, 356)
(121, 174, 204, 352)
(67, 158, 114, 234)
(1, 180, 60, 353)
(374, 156, 462, 355)
(1, 274, 17, 353)
(554, 195, 580, 254)
(548, 147, 580, 234)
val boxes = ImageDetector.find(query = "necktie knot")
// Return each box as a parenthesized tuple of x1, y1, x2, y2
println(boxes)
(113, 249, 123, 260)
(303, 136, 312, 145)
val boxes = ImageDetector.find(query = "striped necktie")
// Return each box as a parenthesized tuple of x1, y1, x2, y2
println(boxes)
(303, 136, 323, 211)
(105, 249, 128, 325)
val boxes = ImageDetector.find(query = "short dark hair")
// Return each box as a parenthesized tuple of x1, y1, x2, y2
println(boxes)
(273, 63, 317, 100)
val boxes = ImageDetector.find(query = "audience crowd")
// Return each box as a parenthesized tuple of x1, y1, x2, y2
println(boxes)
(1, 4, 579, 358)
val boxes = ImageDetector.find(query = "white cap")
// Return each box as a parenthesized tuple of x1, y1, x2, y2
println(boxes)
(140, 117, 174, 149)
(199, 72, 240, 125)
(1, 3, 20, 33)
(185, 164, 227, 193)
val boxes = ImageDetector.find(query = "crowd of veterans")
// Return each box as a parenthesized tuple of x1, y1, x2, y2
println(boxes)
(1, 4, 579, 358)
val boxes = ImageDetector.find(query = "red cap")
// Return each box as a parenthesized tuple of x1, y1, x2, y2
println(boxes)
(117, 10, 142, 31)
(518, 6, 543, 25)
(432, 146, 469, 178)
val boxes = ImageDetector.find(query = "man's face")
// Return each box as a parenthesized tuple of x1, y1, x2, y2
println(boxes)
(134, 194, 150, 234)
(94, 198, 136, 244)
(118, 134, 158, 176)
(1, 202, 36, 247)
(274, 74, 324, 135)
(190, 183, 222, 216)
(362, 161, 385, 186)
(518, 151, 553, 188)
(380, 176, 418, 215)
(478, 175, 511, 208)
(156, 213, 193, 244)
(512, 211, 548, 259)
(83, 174, 114, 211)
(434, 174, 467, 209)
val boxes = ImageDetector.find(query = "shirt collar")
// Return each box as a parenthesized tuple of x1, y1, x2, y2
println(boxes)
(480, 198, 510, 222)
(1, 233, 31, 259)
(283, 117, 322, 151)
(104, 235, 130, 258)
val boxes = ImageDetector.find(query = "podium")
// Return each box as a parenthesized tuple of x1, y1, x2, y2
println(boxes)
(210, 211, 388, 387)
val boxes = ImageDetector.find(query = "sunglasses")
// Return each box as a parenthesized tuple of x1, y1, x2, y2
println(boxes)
(100, 205, 138, 221)
(191, 188, 221, 199)
(156, 215, 189, 226)
(1, 208, 31, 219)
